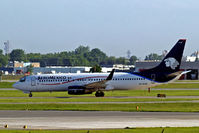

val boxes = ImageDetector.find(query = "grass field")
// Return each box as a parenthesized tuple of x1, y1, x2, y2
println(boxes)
(0, 82, 14, 88)
(0, 97, 199, 103)
(153, 83, 199, 88)
(0, 102, 199, 112)
(0, 81, 198, 112)
(175, 80, 199, 82)
(1, 89, 199, 97)
(0, 89, 199, 112)
(1, 127, 199, 133)
(1, 75, 23, 80)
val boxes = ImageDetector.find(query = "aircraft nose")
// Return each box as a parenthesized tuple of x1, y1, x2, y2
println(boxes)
(13, 82, 19, 89)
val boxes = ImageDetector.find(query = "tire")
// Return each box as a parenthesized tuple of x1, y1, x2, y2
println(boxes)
(95, 91, 104, 97)
(29, 93, 32, 97)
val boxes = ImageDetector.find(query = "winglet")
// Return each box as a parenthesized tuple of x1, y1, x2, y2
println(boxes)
(106, 69, 115, 80)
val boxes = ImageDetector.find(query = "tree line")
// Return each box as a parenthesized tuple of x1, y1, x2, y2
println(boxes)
(0, 45, 164, 67)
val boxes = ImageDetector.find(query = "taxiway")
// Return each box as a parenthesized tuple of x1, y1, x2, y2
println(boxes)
(0, 111, 199, 129)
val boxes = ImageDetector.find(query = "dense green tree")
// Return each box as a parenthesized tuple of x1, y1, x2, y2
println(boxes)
(24, 46, 133, 66)
(0, 49, 8, 67)
(116, 57, 126, 64)
(0, 56, 8, 67)
(86, 48, 107, 65)
(145, 53, 162, 61)
(129, 55, 138, 65)
(90, 65, 102, 73)
(75, 45, 90, 55)
(62, 58, 72, 66)
(26, 53, 42, 63)
(4, 46, 145, 67)
(106, 56, 116, 65)
(74, 56, 90, 66)
(10, 49, 26, 62)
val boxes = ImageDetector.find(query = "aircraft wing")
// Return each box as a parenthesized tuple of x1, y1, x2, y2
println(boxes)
(85, 69, 115, 89)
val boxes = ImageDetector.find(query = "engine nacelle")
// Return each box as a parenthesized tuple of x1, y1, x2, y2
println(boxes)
(68, 86, 93, 95)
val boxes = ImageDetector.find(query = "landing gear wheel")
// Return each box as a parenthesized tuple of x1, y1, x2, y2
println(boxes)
(29, 93, 32, 97)
(95, 90, 105, 97)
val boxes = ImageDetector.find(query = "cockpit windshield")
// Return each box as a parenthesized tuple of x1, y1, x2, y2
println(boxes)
(19, 76, 26, 82)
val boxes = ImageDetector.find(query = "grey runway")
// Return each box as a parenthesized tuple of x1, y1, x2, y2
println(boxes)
(0, 111, 199, 129)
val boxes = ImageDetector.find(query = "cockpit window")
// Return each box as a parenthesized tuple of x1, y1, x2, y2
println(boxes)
(19, 76, 26, 82)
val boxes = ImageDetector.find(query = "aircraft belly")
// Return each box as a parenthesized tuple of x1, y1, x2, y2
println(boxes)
(111, 81, 139, 90)
(112, 80, 155, 90)
(31, 84, 67, 92)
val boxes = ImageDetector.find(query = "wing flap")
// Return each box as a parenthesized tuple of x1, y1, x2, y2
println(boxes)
(85, 69, 115, 89)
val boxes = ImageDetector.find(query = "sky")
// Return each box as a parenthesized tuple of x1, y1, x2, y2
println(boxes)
(0, 0, 199, 59)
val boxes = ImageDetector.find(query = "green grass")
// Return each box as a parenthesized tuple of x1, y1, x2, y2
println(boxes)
(0, 82, 14, 88)
(0, 82, 199, 112)
(175, 80, 199, 82)
(0, 102, 199, 112)
(0, 97, 199, 103)
(1, 127, 199, 133)
(153, 83, 199, 88)
(1, 89, 199, 97)
(108, 89, 199, 96)
(2, 75, 23, 80)
(0, 89, 199, 112)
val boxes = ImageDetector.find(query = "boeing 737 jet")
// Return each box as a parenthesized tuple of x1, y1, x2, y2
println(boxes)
(13, 39, 188, 97)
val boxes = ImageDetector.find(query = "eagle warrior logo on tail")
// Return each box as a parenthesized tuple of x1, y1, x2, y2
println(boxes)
(164, 57, 179, 70)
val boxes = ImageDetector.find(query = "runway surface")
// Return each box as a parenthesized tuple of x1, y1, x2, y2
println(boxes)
(0, 111, 199, 129)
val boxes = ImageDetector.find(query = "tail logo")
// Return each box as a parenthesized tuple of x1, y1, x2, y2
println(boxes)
(164, 57, 179, 70)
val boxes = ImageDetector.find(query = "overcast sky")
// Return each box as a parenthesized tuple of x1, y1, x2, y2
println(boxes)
(0, 0, 198, 59)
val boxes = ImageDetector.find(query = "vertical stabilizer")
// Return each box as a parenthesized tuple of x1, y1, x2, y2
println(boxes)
(146, 39, 186, 73)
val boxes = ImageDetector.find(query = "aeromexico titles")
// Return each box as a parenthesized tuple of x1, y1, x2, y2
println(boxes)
(13, 39, 189, 97)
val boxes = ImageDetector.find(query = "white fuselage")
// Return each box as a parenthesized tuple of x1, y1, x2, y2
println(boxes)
(13, 72, 162, 93)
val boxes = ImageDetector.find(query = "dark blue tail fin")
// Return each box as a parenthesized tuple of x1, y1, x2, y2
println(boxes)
(145, 39, 186, 73)
(136, 39, 186, 83)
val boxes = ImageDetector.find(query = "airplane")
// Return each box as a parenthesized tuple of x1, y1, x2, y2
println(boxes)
(13, 39, 188, 97)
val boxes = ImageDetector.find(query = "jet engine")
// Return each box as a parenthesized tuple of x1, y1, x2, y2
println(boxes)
(68, 86, 93, 95)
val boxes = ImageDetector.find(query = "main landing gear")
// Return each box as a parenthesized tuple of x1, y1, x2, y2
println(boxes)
(29, 92, 32, 97)
(95, 90, 105, 97)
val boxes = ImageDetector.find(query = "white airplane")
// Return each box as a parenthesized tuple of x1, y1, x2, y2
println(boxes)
(13, 39, 188, 97)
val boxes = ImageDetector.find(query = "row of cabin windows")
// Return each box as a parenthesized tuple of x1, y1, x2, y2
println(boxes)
(38, 78, 145, 82)
(113, 78, 145, 80)
(78, 78, 105, 81)
(39, 79, 68, 82)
